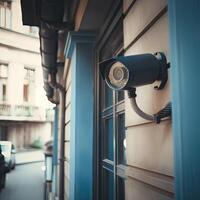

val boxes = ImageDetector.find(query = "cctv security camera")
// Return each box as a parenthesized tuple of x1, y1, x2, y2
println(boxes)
(100, 52, 171, 123)
(100, 52, 168, 90)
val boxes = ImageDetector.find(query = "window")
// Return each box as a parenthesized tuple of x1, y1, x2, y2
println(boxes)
(24, 67, 35, 81)
(0, 63, 8, 102)
(96, 3, 125, 199)
(2, 84, 6, 101)
(0, 1, 12, 29)
(23, 67, 35, 103)
(23, 84, 29, 102)
(24, 67, 35, 82)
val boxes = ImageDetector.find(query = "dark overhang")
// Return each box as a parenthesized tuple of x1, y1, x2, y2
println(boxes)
(20, 0, 41, 26)
(20, 0, 121, 100)
(78, 0, 121, 31)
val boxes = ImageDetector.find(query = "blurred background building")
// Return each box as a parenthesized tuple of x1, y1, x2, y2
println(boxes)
(1, 0, 199, 200)
(0, 0, 53, 150)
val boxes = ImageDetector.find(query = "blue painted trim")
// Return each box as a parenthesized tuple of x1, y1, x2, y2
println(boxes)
(68, 32, 95, 200)
(52, 106, 59, 195)
(64, 31, 96, 59)
(168, 1, 200, 199)
(70, 52, 76, 200)
(53, 106, 58, 165)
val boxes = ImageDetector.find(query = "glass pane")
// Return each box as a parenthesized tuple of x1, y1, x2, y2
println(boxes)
(24, 68, 35, 82)
(105, 84, 113, 108)
(103, 170, 114, 200)
(108, 172, 114, 200)
(117, 91, 124, 102)
(117, 177, 125, 200)
(23, 84, 29, 102)
(118, 113, 126, 164)
(2, 84, 6, 101)
(105, 118, 113, 161)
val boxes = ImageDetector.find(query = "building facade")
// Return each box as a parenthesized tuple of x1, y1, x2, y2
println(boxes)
(0, 0, 53, 149)
(20, 0, 200, 200)
(61, 1, 172, 200)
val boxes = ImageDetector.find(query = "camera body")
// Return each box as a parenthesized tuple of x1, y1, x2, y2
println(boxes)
(100, 52, 168, 90)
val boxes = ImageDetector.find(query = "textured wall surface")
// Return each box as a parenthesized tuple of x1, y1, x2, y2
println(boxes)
(123, 0, 174, 199)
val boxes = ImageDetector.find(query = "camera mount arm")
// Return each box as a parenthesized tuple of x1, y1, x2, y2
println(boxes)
(128, 88, 172, 124)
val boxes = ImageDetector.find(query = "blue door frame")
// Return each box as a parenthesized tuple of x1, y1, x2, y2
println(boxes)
(168, 1, 200, 199)
(65, 32, 95, 200)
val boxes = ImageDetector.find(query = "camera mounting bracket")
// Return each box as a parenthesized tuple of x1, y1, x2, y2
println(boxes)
(154, 52, 170, 90)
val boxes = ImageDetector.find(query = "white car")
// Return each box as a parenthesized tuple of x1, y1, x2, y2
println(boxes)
(0, 141, 16, 171)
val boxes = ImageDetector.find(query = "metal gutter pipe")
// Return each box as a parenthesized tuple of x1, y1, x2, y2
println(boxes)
(20, 0, 76, 198)
(40, 21, 58, 101)
(39, 21, 66, 200)
(48, 73, 66, 200)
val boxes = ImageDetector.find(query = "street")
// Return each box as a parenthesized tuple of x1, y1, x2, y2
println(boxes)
(15, 150, 44, 164)
(0, 162, 44, 200)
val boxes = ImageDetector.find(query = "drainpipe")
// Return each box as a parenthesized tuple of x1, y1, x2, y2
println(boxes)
(48, 73, 65, 200)
(20, 0, 73, 198)
(40, 21, 66, 200)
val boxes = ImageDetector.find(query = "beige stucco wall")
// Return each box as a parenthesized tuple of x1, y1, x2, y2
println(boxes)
(0, 0, 53, 147)
(0, 0, 51, 111)
(123, 0, 174, 199)
(0, 44, 50, 110)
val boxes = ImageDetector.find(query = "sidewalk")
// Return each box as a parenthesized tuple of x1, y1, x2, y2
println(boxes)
(0, 162, 44, 200)
(16, 149, 44, 165)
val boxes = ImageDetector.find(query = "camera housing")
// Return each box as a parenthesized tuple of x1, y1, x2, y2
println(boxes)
(99, 52, 171, 124)
(100, 52, 168, 90)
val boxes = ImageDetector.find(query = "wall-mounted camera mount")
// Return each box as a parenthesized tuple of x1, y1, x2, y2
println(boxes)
(100, 52, 172, 124)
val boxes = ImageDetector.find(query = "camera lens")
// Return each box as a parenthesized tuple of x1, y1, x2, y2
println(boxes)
(113, 67, 124, 81)
(107, 62, 129, 90)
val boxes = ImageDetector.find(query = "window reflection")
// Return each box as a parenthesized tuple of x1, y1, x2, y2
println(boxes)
(117, 90, 124, 102)
(105, 117, 113, 161)
(105, 84, 113, 108)
(103, 170, 114, 200)
(118, 113, 126, 164)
